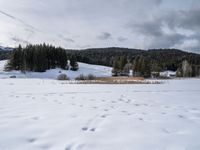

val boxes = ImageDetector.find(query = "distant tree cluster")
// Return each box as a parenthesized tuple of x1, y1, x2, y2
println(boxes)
(112, 55, 157, 78)
(0, 50, 10, 60)
(112, 55, 200, 78)
(176, 60, 200, 77)
(112, 56, 132, 76)
(6, 44, 78, 72)
(132, 56, 151, 77)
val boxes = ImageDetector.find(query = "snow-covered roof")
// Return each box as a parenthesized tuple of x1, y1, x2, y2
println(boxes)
(160, 70, 176, 77)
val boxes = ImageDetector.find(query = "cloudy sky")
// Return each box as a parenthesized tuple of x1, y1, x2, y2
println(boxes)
(0, 0, 200, 53)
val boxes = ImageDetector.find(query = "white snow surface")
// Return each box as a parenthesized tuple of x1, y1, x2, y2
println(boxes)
(0, 78, 200, 150)
(0, 60, 112, 79)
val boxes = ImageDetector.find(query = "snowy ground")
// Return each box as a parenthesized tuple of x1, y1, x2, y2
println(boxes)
(0, 60, 112, 79)
(0, 78, 200, 150)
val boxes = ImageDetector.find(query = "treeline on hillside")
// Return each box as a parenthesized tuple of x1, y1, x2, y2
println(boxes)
(70, 48, 200, 77)
(4, 44, 200, 77)
(70, 47, 144, 67)
(0, 50, 11, 60)
(5, 44, 78, 72)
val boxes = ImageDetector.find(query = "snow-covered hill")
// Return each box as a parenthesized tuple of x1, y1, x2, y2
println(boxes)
(0, 46, 13, 51)
(0, 60, 112, 79)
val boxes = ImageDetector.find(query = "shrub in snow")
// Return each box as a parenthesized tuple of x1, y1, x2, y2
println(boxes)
(57, 74, 69, 80)
(75, 74, 96, 80)
(9, 75, 16, 78)
(75, 74, 86, 80)
(87, 74, 96, 80)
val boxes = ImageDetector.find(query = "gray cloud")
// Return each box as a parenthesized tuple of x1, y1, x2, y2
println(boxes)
(132, 21, 163, 37)
(149, 33, 186, 49)
(0, 0, 199, 53)
(11, 36, 30, 45)
(118, 36, 128, 42)
(97, 32, 112, 40)
(58, 34, 75, 43)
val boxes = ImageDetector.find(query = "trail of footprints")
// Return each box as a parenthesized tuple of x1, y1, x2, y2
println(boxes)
(81, 113, 109, 132)
(5, 93, 200, 150)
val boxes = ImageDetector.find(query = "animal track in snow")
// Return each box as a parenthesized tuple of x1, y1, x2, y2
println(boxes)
(65, 143, 85, 150)
(81, 113, 107, 132)
(27, 138, 36, 143)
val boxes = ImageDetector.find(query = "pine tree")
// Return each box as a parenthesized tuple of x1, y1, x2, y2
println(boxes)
(112, 56, 120, 76)
(133, 56, 140, 76)
(70, 55, 79, 71)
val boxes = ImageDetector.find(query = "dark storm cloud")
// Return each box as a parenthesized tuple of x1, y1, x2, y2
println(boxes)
(162, 7, 200, 31)
(128, 5, 200, 51)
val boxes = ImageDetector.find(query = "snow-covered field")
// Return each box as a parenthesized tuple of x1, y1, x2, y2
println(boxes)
(0, 60, 112, 79)
(0, 78, 200, 150)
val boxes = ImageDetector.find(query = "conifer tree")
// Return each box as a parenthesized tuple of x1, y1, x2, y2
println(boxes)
(70, 55, 79, 71)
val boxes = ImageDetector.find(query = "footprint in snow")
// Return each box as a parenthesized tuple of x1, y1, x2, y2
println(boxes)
(81, 114, 103, 132)
(65, 143, 85, 150)
(138, 118, 143, 121)
(126, 100, 131, 103)
(90, 128, 96, 132)
(27, 138, 36, 143)
(121, 110, 127, 113)
(110, 106, 115, 109)
(162, 128, 171, 134)
(82, 127, 96, 132)
(178, 115, 185, 119)
(65, 145, 72, 150)
(101, 115, 107, 118)
(134, 104, 140, 106)
(31, 116, 40, 120)
(82, 127, 88, 131)
(70, 115, 77, 118)
(118, 98, 123, 101)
